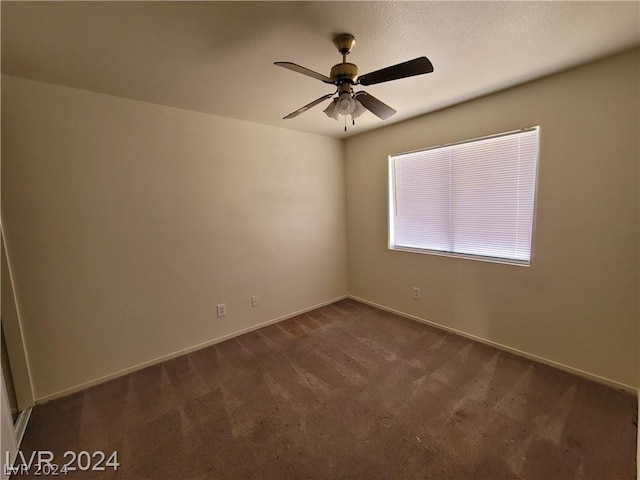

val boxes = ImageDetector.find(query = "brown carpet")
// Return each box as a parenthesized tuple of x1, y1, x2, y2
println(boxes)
(17, 299, 637, 479)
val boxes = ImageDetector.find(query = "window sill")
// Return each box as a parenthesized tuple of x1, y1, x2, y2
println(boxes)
(388, 245, 531, 267)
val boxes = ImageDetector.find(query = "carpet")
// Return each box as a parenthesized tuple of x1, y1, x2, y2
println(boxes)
(17, 299, 637, 479)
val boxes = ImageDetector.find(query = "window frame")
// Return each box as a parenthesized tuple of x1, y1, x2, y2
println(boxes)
(388, 127, 540, 267)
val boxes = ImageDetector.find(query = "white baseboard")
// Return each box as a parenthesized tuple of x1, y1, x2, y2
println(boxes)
(349, 295, 637, 394)
(14, 407, 32, 447)
(36, 295, 348, 404)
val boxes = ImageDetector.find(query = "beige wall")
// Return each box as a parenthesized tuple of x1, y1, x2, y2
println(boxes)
(345, 49, 639, 389)
(2, 48, 638, 402)
(1, 75, 347, 401)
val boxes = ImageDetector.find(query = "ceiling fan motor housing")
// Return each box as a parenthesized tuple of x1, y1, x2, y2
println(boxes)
(330, 63, 358, 83)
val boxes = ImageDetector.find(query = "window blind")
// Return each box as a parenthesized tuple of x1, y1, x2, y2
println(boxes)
(389, 127, 539, 265)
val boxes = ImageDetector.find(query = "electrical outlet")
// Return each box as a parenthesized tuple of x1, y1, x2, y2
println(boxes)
(251, 296, 260, 308)
(412, 287, 421, 300)
(216, 303, 227, 317)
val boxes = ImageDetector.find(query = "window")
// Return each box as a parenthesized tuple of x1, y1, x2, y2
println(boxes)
(389, 127, 539, 266)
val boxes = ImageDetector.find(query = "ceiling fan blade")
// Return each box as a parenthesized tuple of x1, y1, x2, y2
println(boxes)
(357, 57, 434, 86)
(274, 62, 335, 84)
(283, 93, 335, 119)
(354, 92, 397, 120)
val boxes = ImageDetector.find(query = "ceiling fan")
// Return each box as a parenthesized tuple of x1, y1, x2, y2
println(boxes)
(275, 33, 434, 131)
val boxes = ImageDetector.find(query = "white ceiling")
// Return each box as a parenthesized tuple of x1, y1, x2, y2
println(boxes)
(2, 1, 639, 138)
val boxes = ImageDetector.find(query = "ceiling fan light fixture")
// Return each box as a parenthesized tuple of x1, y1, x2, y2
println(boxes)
(324, 93, 365, 122)
(338, 93, 353, 114)
(323, 99, 340, 120)
(353, 99, 366, 119)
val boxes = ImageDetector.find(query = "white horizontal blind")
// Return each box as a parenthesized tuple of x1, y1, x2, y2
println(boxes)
(389, 127, 539, 265)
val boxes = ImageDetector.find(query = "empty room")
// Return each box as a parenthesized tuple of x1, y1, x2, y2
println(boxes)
(1, 1, 639, 478)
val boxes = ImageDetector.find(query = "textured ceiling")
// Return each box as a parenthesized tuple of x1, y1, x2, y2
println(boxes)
(2, 1, 639, 138)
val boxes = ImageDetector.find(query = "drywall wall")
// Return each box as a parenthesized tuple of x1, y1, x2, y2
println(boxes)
(1, 75, 347, 400)
(345, 49, 639, 389)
